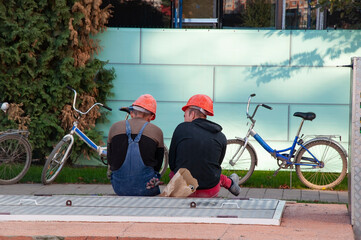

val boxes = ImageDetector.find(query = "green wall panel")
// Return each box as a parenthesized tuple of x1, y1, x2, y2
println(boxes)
(92, 28, 359, 170)
(214, 103, 288, 141)
(155, 102, 185, 139)
(141, 29, 290, 65)
(96, 28, 140, 64)
(109, 64, 213, 101)
(96, 100, 133, 138)
(97, 101, 183, 141)
(291, 30, 361, 67)
(214, 66, 350, 104)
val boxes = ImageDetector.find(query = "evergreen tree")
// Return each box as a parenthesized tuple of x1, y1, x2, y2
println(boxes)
(241, 0, 273, 28)
(0, 0, 115, 163)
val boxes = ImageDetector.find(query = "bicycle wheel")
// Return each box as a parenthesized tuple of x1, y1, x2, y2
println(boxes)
(295, 139, 347, 190)
(0, 134, 32, 184)
(41, 136, 72, 185)
(159, 145, 169, 177)
(222, 139, 257, 185)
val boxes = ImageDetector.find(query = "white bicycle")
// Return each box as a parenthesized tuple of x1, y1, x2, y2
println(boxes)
(41, 86, 168, 185)
(0, 102, 32, 184)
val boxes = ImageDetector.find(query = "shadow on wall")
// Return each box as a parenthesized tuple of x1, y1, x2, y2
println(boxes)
(249, 30, 361, 86)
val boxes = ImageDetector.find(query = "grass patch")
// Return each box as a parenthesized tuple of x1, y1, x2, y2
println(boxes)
(20, 165, 348, 191)
(236, 170, 348, 191)
(20, 165, 110, 184)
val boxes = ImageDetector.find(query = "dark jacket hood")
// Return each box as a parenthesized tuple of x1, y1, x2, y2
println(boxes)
(193, 118, 223, 133)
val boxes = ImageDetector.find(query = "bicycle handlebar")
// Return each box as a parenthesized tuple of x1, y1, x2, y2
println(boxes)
(246, 94, 272, 122)
(261, 104, 272, 110)
(119, 107, 131, 114)
(66, 85, 75, 92)
(66, 85, 112, 115)
(102, 105, 112, 111)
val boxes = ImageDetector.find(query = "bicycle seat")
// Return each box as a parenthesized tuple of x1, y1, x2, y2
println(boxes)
(293, 112, 316, 121)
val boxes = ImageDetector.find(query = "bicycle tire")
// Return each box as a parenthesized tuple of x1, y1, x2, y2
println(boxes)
(159, 145, 169, 177)
(222, 139, 257, 185)
(295, 139, 347, 190)
(0, 134, 32, 184)
(41, 137, 72, 185)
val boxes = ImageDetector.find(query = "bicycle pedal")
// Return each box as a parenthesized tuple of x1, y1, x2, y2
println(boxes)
(273, 167, 282, 177)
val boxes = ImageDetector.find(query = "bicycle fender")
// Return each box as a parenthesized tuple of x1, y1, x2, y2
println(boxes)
(234, 137, 258, 166)
(294, 137, 348, 160)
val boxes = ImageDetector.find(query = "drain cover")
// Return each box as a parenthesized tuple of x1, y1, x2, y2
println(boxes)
(0, 195, 286, 225)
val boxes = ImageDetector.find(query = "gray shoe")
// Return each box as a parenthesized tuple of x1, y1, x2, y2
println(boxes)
(228, 173, 241, 196)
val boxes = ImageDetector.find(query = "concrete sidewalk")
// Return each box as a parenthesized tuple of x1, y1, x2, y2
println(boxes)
(0, 183, 348, 203)
(0, 203, 353, 240)
(0, 184, 353, 239)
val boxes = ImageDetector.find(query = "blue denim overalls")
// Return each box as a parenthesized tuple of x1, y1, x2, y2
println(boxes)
(111, 120, 160, 196)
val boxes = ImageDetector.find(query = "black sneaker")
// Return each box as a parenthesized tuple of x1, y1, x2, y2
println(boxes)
(228, 173, 241, 196)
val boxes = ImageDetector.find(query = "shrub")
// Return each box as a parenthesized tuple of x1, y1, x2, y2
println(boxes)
(0, 0, 115, 163)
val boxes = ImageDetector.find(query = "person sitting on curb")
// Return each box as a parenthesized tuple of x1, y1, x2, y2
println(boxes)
(107, 94, 165, 196)
(169, 94, 241, 198)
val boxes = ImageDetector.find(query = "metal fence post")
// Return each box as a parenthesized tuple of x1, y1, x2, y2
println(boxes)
(350, 57, 361, 239)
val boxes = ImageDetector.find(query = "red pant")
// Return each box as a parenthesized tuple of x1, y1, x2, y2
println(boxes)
(169, 171, 232, 198)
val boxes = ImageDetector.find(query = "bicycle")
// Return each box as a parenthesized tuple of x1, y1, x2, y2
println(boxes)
(41, 86, 169, 184)
(222, 93, 348, 190)
(0, 102, 32, 184)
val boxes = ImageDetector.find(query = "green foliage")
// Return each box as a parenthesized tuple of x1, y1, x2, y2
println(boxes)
(0, 0, 115, 163)
(20, 165, 110, 184)
(316, 0, 353, 13)
(315, 0, 361, 29)
(241, 0, 273, 28)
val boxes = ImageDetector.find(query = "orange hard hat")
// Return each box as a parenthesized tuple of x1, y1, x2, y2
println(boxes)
(132, 94, 157, 120)
(182, 94, 214, 116)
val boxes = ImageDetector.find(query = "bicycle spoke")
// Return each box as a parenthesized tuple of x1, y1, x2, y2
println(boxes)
(222, 139, 256, 185)
(42, 138, 72, 184)
(0, 134, 31, 184)
(296, 140, 347, 189)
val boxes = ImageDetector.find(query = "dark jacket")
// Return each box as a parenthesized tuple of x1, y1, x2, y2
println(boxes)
(169, 118, 227, 189)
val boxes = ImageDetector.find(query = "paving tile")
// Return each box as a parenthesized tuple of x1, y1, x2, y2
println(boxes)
(33, 184, 83, 195)
(88, 185, 115, 195)
(0, 184, 45, 195)
(246, 188, 266, 198)
(301, 189, 320, 202)
(282, 189, 301, 201)
(264, 188, 283, 200)
(0, 184, 346, 205)
(218, 187, 232, 198)
(238, 187, 249, 199)
(338, 191, 349, 204)
(319, 190, 339, 203)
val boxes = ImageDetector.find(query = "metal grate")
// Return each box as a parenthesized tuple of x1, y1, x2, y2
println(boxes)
(350, 57, 361, 238)
(0, 195, 286, 225)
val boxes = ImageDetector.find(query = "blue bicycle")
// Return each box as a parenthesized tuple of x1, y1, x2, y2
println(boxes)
(222, 94, 347, 190)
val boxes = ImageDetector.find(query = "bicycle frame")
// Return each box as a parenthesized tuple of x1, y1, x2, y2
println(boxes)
(63, 121, 107, 159)
(249, 128, 320, 167)
(61, 86, 111, 160)
(231, 94, 322, 168)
